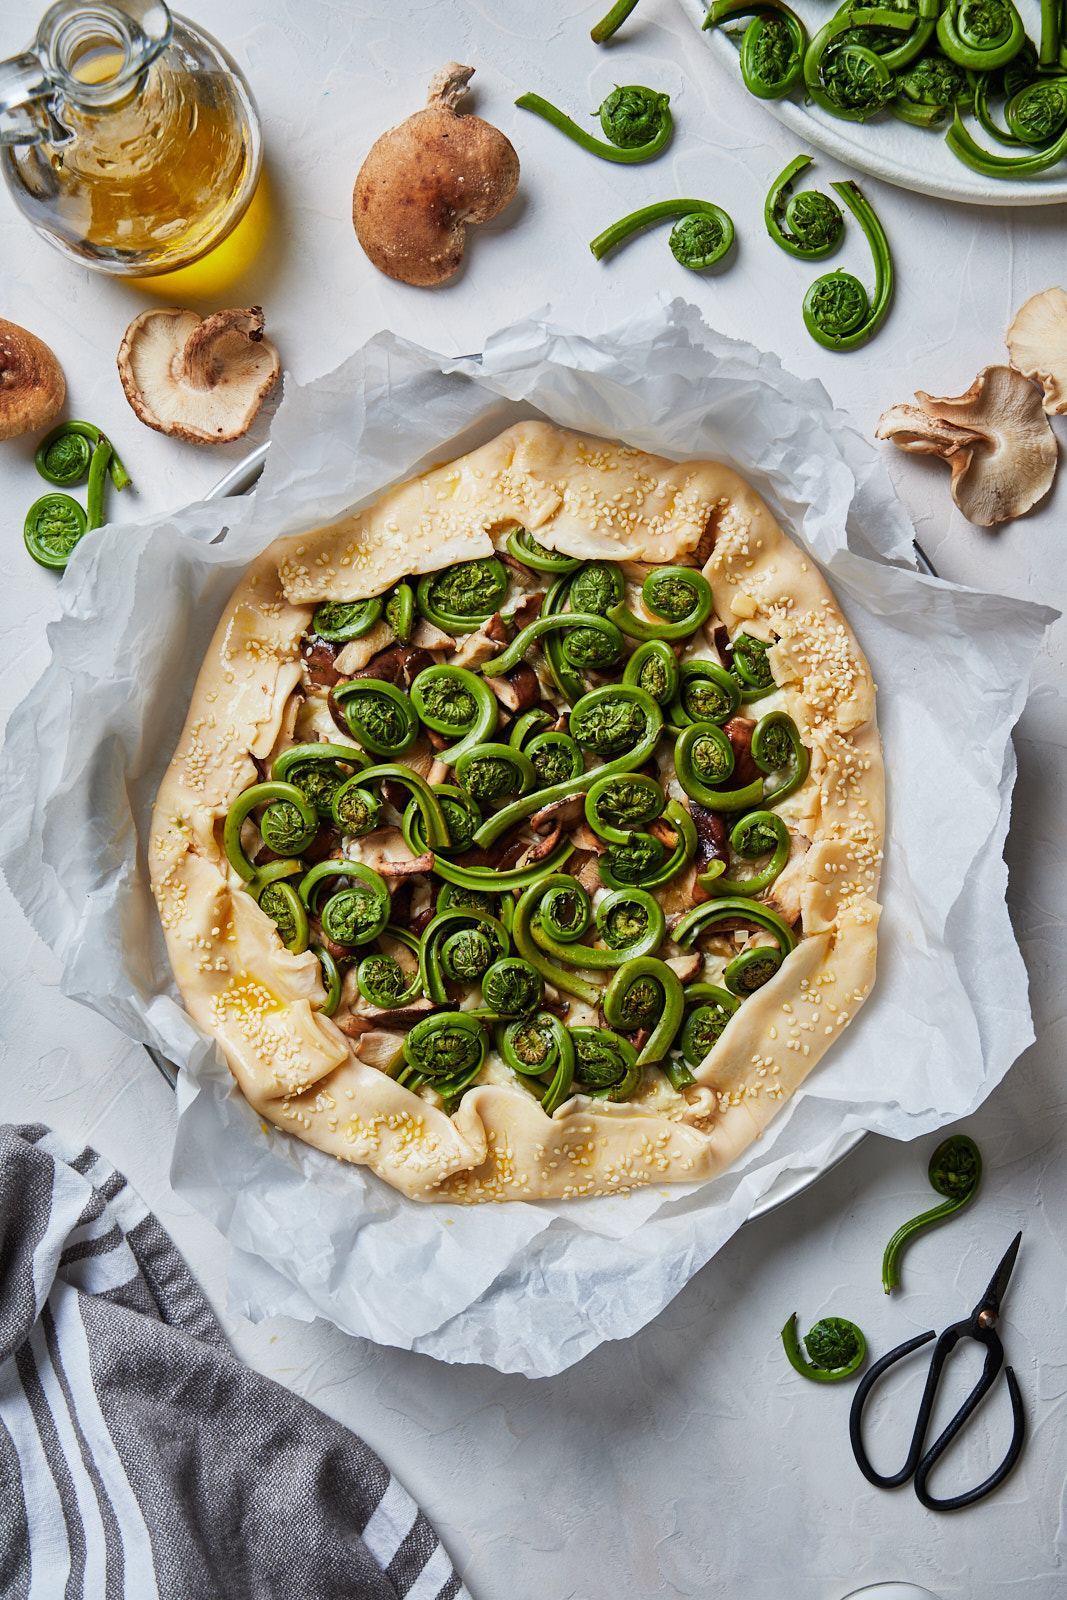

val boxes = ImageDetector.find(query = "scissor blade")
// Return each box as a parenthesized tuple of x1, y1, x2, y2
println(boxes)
(977, 1231, 1022, 1316)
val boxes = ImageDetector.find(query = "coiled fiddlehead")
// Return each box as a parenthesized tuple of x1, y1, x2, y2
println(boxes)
(804, 10, 915, 121)
(224, 782, 319, 881)
(678, 983, 741, 1068)
(480, 956, 544, 1018)
(585, 773, 666, 843)
(429, 784, 482, 854)
(937, 0, 1025, 70)
(25, 420, 130, 571)
(893, 50, 973, 126)
(357, 939, 422, 1008)
(881, 1134, 982, 1293)
(419, 909, 510, 1004)
(1005, 75, 1067, 141)
(36, 420, 131, 491)
(332, 680, 419, 757)
(313, 944, 343, 1015)
(670, 660, 743, 726)
(358, 763, 451, 849)
(24, 497, 87, 571)
(624, 639, 679, 706)
(411, 664, 499, 764)
(437, 884, 500, 918)
(249, 861, 310, 954)
(730, 632, 778, 701)
(603, 957, 685, 1069)
(392, 1012, 487, 1112)
(674, 899, 797, 994)
(704, 0, 809, 98)
(484, 611, 626, 679)
(781, 1314, 867, 1381)
(384, 582, 415, 643)
(311, 597, 383, 643)
(416, 558, 509, 633)
(511, 878, 597, 1007)
(570, 1027, 642, 1101)
(599, 800, 696, 892)
(803, 180, 894, 351)
(498, 1013, 576, 1115)
(753, 711, 810, 805)
(765, 155, 845, 260)
(723, 944, 785, 995)
(526, 730, 585, 786)
(947, 102, 1067, 172)
(299, 860, 392, 947)
(272, 742, 371, 818)
(515, 84, 673, 163)
(504, 526, 581, 574)
(330, 778, 382, 836)
(474, 686, 662, 848)
(454, 743, 535, 803)
(704, 810, 791, 896)
(606, 565, 714, 642)
(675, 722, 765, 813)
(590, 200, 736, 270)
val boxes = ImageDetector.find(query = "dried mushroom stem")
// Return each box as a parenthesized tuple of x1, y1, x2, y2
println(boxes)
(117, 305, 280, 443)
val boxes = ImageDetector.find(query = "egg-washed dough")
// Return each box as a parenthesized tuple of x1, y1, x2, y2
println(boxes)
(150, 420, 882, 1203)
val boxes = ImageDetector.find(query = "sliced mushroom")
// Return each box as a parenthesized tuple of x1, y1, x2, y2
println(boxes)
(303, 638, 341, 689)
(411, 618, 456, 651)
(530, 793, 585, 833)
(353, 63, 520, 287)
(334, 620, 397, 675)
(0, 319, 65, 440)
(876, 365, 1057, 526)
(1006, 287, 1067, 414)
(351, 1030, 406, 1072)
(451, 625, 504, 670)
(665, 952, 704, 983)
(483, 661, 540, 713)
(723, 716, 760, 788)
(354, 826, 433, 877)
(117, 306, 280, 443)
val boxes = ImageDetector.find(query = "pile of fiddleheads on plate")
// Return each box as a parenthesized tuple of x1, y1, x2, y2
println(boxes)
(223, 542, 811, 1119)
(704, 0, 1067, 179)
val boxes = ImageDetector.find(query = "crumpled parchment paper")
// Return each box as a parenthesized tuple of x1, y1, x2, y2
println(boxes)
(0, 298, 1053, 1377)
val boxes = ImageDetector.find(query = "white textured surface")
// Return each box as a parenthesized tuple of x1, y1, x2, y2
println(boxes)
(0, 2, 1064, 1597)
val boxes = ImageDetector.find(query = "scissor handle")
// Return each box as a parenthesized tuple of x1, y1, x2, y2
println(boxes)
(914, 1363, 1025, 1511)
(850, 1328, 937, 1488)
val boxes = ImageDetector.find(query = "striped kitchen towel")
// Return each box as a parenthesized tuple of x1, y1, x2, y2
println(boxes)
(0, 1124, 471, 1600)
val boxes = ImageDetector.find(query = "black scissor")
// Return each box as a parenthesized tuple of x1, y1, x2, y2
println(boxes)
(849, 1232, 1026, 1511)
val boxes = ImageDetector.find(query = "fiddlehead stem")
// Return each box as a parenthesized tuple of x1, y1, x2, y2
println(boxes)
(384, 582, 415, 642)
(313, 944, 343, 1015)
(947, 103, 1067, 173)
(416, 558, 509, 633)
(603, 957, 685, 1068)
(881, 1134, 982, 1293)
(753, 711, 811, 806)
(332, 680, 419, 757)
(673, 897, 798, 959)
(505, 526, 581, 573)
(591, 0, 641, 43)
(802, 181, 893, 352)
(590, 199, 736, 270)
(357, 763, 451, 849)
(410, 664, 500, 764)
(224, 782, 319, 881)
(512, 876, 601, 1006)
(248, 861, 310, 954)
(311, 597, 383, 643)
(515, 85, 672, 163)
(765, 155, 845, 260)
(703, 810, 790, 896)
(781, 1314, 867, 1381)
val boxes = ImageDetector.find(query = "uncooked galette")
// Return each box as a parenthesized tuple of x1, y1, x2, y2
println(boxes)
(151, 422, 883, 1202)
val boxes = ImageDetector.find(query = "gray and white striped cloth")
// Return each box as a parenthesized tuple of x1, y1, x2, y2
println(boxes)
(0, 1124, 471, 1600)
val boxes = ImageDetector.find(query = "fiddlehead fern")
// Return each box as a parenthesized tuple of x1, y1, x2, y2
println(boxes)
(893, 50, 973, 126)
(675, 722, 765, 812)
(703, 810, 791, 896)
(419, 909, 510, 1004)
(804, 11, 915, 121)
(224, 782, 319, 881)
(781, 1314, 867, 1381)
(603, 958, 685, 1070)
(311, 597, 383, 643)
(752, 711, 810, 805)
(392, 1012, 487, 1112)
(505, 526, 581, 574)
(802, 181, 893, 352)
(730, 632, 778, 701)
(35, 420, 131, 491)
(454, 743, 536, 803)
(947, 103, 1067, 172)
(483, 611, 625, 678)
(1005, 75, 1067, 142)
(272, 742, 371, 818)
(299, 860, 392, 947)
(313, 944, 343, 1015)
(525, 730, 585, 787)
(410, 664, 500, 764)
(25, 420, 130, 571)
(498, 1013, 575, 1115)
(585, 773, 665, 842)
(480, 957, 544, 1018)
(332, 680, 419, 757)
(673, 896, 798, 958)
(356, 940, 422, 1008)
(765, 155, 845, 260)
(511, 876, 599, 1006)
(937, 0, 1026, 70)
(723, 944, 785, 995)
(330, 778, 383, 836)
(677, 983, 741, 1068)
(670, 660, 743, 726)
(515, 84, 673, 163)
(24, 496, 88, 571)
(704, 0, 809, 98)
(416, 558, 509, 633)
(248, 861, 310, 954)
(623, 639, 680, 706)
(881, 1134, 982, 1292)
(570, 1028, 643, 1101)
(590, 200, 736, 270)
(357, 763, 451, 849)
(384, 582, 415, 643)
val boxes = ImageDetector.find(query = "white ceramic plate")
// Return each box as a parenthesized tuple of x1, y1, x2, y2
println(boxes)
(677, 0, 1067, 206)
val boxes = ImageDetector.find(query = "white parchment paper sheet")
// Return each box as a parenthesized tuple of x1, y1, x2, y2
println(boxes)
(0, 299, 1054, 1377)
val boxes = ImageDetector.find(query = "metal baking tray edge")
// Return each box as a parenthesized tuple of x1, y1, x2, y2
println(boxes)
(148, 442, 940, 1222)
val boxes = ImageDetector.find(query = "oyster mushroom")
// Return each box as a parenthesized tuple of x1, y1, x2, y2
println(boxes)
(876, 365, 1057, 526)
(116, 306, 279, 443)
(0, 319, 65, 440)
(1006, 286, 1067, 414)
(353, 63, 520, 287)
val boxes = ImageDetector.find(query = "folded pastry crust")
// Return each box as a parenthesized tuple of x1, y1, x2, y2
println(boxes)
(151, 421, 882, 1202)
